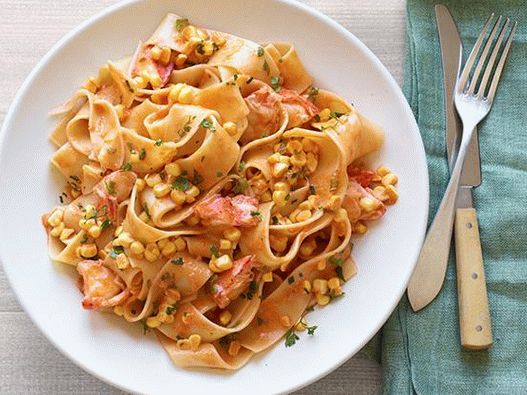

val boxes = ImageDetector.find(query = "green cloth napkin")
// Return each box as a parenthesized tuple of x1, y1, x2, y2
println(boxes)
(380, 0, 527, 393)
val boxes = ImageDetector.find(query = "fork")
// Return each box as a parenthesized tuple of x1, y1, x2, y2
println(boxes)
(412, 14, 517, 302)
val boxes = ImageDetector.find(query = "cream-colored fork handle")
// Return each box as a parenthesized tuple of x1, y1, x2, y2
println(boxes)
(408, 122, 476, 311)
(455, 208, 493, 349)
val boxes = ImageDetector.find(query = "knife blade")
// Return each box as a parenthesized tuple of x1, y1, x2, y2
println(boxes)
(407, 5, 465, 311)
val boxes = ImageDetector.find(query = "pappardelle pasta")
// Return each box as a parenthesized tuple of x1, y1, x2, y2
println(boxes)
(42, 14, 399, 370)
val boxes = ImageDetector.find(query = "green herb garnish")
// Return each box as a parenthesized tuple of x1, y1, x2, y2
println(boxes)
(200, 118, 216, 132)
(285, 329, 299, 347)
(109, 246, 124, 259)
(154, 139, 163, 146)
(171, 257, 184, 266)
(121, 162, 132, 171)
(307, 325, 318, 335)
(257, 46, 264, 57)
(171, 177, 190, 191)
(175, 18, 189, 32)
(210, 245, 220, 258)
(105, 180, 116, 196)
(139, 148, 146, 160)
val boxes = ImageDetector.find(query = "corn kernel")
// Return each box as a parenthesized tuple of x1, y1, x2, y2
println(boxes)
(78, 243, 97, 258)
(161, 241, 176, 257)
(116, 254, 130, 270)
(189, 334, 202, 351)
(47, 209, 64, 227)
(168, 83, 184, 102)
(228, 340, 241, 357)
(278, 155, 291, 164)
(174, 237, 187, 251)
(289, 209, 300, 222)
(210, 254, 233, 272)
(132, 76, 147, 89)
(219, 239, 232, 250)
(130, 241, 145, 256)
(219, 310, 232, 326)
(295, 318, 308, 331)
(296, 210, 312, 222)
(186, 185, 200, 198)
(372, 186, 388, 201)
(129, 152, 140, 164)
(273, 181, 290, 192)
(300, 238, 317, 257)
(272, 190, 288, 207)
(113, 232, 134, 248)
(170, 189, 187, 205)
(272, 162, 289, 178)
(146, 316, 161, 328)
(306, 152, 318, 173)
(113, 306, 124, 316)
(150, 45, 162, 60)
(316, 293, 331, 306)
(144, 249, 159, 262)
(286, 140, 303, 155)
(267, 152, 281, 164)
(145, 173, 162, 187)
(382, 173, 398, 186)
(308, 195, 320, 208)
(303, 280, 312, 293)
(280, 315, 291, 327)
(319, 108, 331, 122)
(157, 238, 168, 249)
(353, 221, 368, 234)
(290, 152, 307, 168)
(298, 200, 312, 211)
(149, 72, 163, 89)
(175, 53, 187, 67)
(385, 185, 399, 205)
(50, 222, 65, 237)
(83, 204, 96, 219)
(163, 314, 175, 324)
(334, 208, 348, 223)
(359, 197, 379, 212)
(159, 47, 172, 65)
(88, 225, 102, 239)
(153, 183, 171, 198)
(79, 218, 95, 230)
(262, 272, 274, 282)
(328, 277, 340, 290)
(165, 162, 182, 177)
(177, 339, 190, 350)
(324, 195, 341, 212)
(135, 178, 146, 192)
(376, 166, 391, 177)
(59, 228, 75, 241)
(223, 228, 241, 243)
(185, 214, 200, 226)
(317, 259, 327, 271)
(223, 121, 238, 136)
(269, 234, 288, 253)
(178, 86, 194, 104)
(313, 279, 328, 294)
(114, 226, 123, 237)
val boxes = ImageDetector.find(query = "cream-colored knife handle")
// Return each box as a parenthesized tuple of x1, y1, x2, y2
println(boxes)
(455, 208, 492, 350)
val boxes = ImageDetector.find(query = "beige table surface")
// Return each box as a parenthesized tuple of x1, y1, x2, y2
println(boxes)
(0, 0, 406, 393)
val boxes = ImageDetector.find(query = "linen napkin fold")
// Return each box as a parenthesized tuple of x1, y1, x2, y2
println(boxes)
(381, 0, 527, 393)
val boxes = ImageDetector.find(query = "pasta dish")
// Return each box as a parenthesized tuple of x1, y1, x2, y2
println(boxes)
(41, 14, 398, 370)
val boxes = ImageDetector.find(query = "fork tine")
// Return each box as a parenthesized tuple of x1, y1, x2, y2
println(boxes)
(477, 18, 510, 98)
(467, 15, 503, 95)
(458, 13, 495, 93)
(486, 22, 517, 102)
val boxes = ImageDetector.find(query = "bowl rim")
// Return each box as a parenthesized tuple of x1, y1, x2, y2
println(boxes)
(0, 0, 429, 393)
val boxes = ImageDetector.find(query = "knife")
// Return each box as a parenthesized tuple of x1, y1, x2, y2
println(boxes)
(407, 5, 492, 349)
(434, 5, 493, 349)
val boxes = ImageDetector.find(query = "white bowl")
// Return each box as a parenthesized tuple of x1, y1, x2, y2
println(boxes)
(0, 0, 428, 393)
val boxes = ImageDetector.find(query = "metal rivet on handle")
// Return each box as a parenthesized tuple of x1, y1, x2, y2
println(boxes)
(466, 222, 473, 229)
(472, 272, 478, 279)
(476, 325, 483, 332)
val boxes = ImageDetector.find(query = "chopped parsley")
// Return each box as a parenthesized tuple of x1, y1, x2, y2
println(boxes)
(216, 171, 224, 178)
(329, 256, 344, 267)
(171, 257, 184, 266)
(271, 76, 281, 92)
(256, 317, 267, 326)
(121, 162, 132, 171)
(100, 218, 112, 230)
(307, 86, 319, 102)
(210, 245, 220, 258)
(139, 148, 146, 160)
(257, 46, 264, 57)
(233, 178, 249, 194)
(175, 18, 189, 32)
(171, 176, 191, 191)
(336, 266, 345, 282)
(307, 325, 318, 335)
(287, 276, 295, 284)
(263, 59, 270, 74)
(105, 180, 116, 196)
(200, 118, 216, 132)
(250, 211, 262, 221)
(141, 320, 150, 335)
(154, 139, 163, 147)
(238, 161, 246, 172)
(245, 280, 257, 300)
(314, 114, 321, 122)
(192, 170, 203, 185)
(309, 185, 316, 195)
(285, 329, 299, 347)
(165, 305, 177, 315)
(271, 216, 279, 225)
(80, 235, 88, 244)
(109, 246, 124, 259)
(330, 111, 345, 120)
